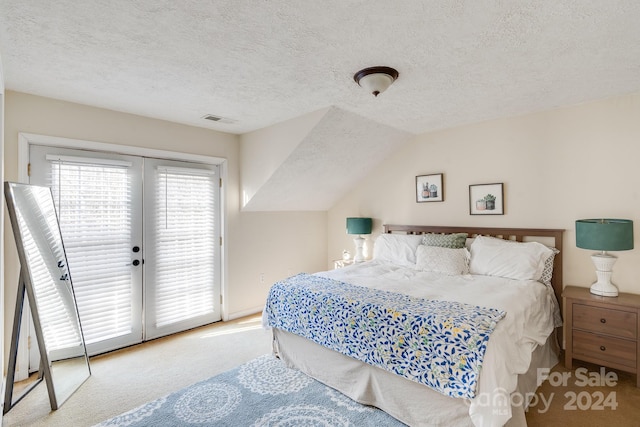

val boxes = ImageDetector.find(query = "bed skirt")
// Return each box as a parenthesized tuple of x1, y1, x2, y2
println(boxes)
(272, 329, 559, 427)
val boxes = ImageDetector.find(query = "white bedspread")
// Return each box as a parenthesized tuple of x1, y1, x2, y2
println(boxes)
(315, 260, 561, 426)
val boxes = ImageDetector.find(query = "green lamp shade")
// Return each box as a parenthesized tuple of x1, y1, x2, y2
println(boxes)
(346, 217, 372, 235)
(576, 219, 634, 251)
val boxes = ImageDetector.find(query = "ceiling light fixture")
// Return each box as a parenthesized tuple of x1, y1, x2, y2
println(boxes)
(353, 66, 399, 97)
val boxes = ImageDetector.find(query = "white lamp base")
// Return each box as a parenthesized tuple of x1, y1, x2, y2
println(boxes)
(589, 252, 619, 297)
(353, 236, 366, 263)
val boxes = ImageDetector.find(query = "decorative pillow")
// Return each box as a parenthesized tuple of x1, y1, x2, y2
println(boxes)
(372, 234, 424, 266)
(415, 245, 470, 275)
(469, 236, 554, 281)
(540, 247, 560, 286)
(421, 233, 468, 249)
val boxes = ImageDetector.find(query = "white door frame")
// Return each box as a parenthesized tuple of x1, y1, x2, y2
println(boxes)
(15, 133, 228, 375)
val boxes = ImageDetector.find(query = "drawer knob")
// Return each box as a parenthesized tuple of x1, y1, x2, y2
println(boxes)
(600, 318, 606, 324)
(600, 345, 606, 351)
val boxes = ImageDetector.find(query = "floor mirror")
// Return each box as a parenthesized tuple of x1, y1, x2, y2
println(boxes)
(3, 182, 91, 414)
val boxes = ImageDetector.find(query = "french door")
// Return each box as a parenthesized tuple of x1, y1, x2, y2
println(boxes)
(29, 145, 221, 355)
(143, 158, 221, 339)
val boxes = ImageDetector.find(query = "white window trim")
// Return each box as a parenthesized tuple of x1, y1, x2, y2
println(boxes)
(18, 132, 229, 321)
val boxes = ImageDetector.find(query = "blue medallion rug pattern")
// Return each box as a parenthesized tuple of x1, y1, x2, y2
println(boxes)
(95, 354, 407, 426)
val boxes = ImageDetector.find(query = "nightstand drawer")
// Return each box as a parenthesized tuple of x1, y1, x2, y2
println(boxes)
(573, 304, 637, 339)
(573, 330, 637, 369)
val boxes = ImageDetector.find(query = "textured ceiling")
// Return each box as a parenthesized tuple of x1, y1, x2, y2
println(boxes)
(2, 1, 640, 136)
(2, 1, 640, 211)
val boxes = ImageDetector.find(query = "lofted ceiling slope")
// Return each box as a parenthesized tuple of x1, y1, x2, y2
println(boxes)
(242, 107, 412, 211)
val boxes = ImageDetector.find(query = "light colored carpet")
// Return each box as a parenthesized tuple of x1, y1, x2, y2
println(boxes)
(94, 354, 405, 426)
(2, 314, 272, 427)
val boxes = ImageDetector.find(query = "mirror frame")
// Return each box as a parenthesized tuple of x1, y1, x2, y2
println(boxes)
(3, 181, 91, 413)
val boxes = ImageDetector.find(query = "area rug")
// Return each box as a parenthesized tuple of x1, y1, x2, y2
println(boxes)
(94, 354, 407, 426)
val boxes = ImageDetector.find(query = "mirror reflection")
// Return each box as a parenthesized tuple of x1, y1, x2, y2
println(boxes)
(4, 182, 91, 412)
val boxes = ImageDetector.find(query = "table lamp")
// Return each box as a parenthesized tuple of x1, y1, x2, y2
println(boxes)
(346, 217, 372, 263)
(576, 218, 634, 297)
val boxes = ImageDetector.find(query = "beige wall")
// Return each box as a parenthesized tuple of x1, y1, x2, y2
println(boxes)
(3, 91, 327, 368)
(329, 92, 640, 294)
(6, 88, 640, 373)
(0, 55, 5, 388)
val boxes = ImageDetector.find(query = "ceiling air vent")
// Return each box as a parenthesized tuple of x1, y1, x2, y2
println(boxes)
(202, 114, 236, 124)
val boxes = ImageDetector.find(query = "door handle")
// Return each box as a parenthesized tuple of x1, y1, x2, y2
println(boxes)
(131, 246, 141, 266)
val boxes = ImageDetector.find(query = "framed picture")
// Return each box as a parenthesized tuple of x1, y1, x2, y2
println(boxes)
(469, 183, 504, 215)
(416, 174, 444, 203)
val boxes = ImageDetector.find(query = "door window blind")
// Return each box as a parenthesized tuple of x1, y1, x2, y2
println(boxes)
(48, 159, 134, 345)
(152, 166, 217, 328)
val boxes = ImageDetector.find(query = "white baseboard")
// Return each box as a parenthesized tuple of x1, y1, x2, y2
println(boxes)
(225, 306, 263, 321)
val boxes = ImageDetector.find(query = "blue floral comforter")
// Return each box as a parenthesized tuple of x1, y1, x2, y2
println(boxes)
(264, 273, 506, 399)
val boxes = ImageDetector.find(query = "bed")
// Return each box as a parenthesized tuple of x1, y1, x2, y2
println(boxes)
(264, 225, 564, 427)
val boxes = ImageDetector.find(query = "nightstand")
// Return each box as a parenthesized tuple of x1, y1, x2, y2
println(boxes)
(563, 285, 640, 387)
(333, 259, 354, 269)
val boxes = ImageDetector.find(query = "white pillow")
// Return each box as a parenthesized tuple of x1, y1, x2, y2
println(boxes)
(372, 234, 424, 266)
(465, 237, 475, 249)
(415, 245, 470, 275)
(469, 236, 554, 281)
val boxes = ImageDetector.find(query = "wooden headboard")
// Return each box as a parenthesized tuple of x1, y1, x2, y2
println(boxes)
(383, 224, 564, 315)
